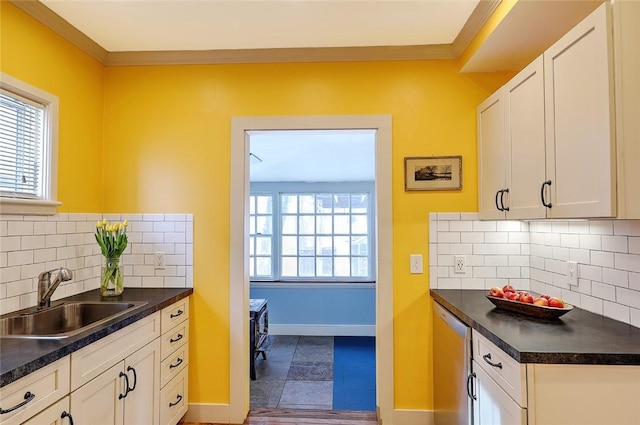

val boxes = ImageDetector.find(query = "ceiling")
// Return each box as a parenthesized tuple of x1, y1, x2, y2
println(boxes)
(39, 0, 481, 52)
(248, 130, 376, 183)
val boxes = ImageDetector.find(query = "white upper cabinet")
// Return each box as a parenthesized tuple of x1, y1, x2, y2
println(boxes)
(477, 2, 638, 220)
(544, 2, 616, 218)
(478, 56, 546, 220)
(613, 0, 640, 219)
(504, 56, 547, 220)
(477, 90, 507, 220)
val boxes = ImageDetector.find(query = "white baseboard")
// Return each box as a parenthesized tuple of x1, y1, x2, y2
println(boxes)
(269, 324, 375, 336)
(183, 403, 232, 424)
(391, 409, 434, 425)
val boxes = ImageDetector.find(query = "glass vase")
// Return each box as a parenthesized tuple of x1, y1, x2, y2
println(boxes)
(101, 256, 124, 297)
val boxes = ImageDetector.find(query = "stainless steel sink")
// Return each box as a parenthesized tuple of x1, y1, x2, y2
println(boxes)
(0, 301, 148, 339)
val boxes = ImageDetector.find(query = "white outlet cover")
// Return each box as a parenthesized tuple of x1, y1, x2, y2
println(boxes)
(454, 255, 466, 274)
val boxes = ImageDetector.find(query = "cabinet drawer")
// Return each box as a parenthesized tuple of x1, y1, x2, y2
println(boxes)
(0, 357, 70, 425)
(473, 330, 527, 407)
(160, 344, 188, 389)
(160, 299, 189, 335)
(21, 396, 70, 425)
(160, 370, 188, 425)
(71, 312, 160, 390)
(160, 319, 189, 360)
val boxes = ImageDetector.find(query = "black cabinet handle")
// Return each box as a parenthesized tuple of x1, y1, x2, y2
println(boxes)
(169, 357, 184, 369)
(170, 309, 184, 318)
(170, 333, 183, 343)
(483, 353, 503, 369)
(495, 190, 503, 211)
(541, 180, 552, 208)
(501, 188, 510, 212)
(61, 411, 75, 425)
(169, 394, 183, 407)
(127, 366, 137, 392)
(119, 371, 130, 399)
(466, 372, 477, 401)
(0, 391, 35, 414)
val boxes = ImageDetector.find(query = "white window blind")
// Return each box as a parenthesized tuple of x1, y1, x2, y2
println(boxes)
(0, 89, 45, 199)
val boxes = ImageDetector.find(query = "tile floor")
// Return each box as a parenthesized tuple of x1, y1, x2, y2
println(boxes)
(250, 335, 376, 411)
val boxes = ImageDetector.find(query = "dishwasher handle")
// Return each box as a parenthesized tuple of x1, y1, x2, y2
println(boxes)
(466, 372, 477, 400)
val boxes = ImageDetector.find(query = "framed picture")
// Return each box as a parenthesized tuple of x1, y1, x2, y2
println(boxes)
(404, 155, 462, 191)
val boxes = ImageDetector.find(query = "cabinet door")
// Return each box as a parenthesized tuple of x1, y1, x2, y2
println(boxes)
(123, 339, 161, 425)
(477, 89, 507, 220)
(70, 362, 125, 425)
(544, 3, 616, 218)
(504, 56, 547, 220)
(473, 361, 526, 425)
(21, 397, 71, 425)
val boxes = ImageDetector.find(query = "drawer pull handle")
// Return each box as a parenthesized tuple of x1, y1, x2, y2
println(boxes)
(119, 371, 130, 399)
(169, 394, 183, 407)
(61, 411, 75, 425)
(501, 188, 510, 212)
(466, 372, 477, 401)
(127, 365, 137, 392)
(483, 353, 503, 369)
(170, 357, 184, 369)
(170, 333, 184, 343)
(0, 391, 35, 414)
(170, 309, 184, 318)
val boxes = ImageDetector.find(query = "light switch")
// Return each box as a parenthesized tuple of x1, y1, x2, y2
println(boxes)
(410, 254, 423, 274)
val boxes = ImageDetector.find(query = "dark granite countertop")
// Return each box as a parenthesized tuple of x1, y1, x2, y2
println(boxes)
(0, 287, 193, 387)
(431, 289, 640, 365)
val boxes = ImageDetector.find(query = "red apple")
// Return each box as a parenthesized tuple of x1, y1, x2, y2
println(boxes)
(502, 284, 515, 293)
(533, 297, 549, 307)
(506, 291, 520, 301)
(539, 294, 551, 300)
(519, 292, 534, 304)
(548, 297, 565, 308)
(489, 287, 504, 298)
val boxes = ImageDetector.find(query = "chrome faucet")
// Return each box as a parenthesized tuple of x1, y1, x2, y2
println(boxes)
(38, 267, 73, 308)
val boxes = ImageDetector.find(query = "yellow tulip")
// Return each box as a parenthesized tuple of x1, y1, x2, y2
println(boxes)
(96, 220, 103, 229)
(123, 219, 129, 228)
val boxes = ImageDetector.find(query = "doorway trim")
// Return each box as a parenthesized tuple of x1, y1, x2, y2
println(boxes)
(229, 115, 393, 423)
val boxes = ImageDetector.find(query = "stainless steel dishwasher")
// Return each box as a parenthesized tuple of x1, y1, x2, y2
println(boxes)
(433, 301, 472, 425)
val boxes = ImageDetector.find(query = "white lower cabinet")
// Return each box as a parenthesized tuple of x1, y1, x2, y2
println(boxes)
(0, 297, 190, 425)
(473, 361, 526, 425)
(21, 396, 72, 425)
(0, 357, 70, 425)
(70, 338, 161, 425)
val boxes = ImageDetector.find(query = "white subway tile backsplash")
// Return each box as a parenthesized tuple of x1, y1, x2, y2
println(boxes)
(0, 213, 194, 314)
(430, 215, 640, 327)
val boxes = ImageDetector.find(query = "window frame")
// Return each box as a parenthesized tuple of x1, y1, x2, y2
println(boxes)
(250, 181, 376, 284)
(0, 73, 60, 215)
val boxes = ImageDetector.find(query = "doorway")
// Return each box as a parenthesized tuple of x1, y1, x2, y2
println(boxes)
(247, 129, 376, 410)
(229, 115, 394, 423)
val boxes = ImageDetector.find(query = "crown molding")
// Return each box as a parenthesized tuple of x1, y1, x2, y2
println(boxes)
(12, 0, 498, 67)
(104, 44, 457, 66)
(10, 0, 108, 64)
(453, 0, 502, 57)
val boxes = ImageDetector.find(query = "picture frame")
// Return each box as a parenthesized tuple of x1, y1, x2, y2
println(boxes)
(404, 155, 462, 191)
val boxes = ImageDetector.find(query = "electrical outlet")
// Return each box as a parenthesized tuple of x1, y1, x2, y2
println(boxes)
(154, 252, 165, 269)
(567, 260, 578, 286)
(454, 255, 466, 274)
(410, 254, 423, 274)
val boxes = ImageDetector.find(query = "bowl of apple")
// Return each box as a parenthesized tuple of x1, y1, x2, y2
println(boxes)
(486, 285, 573, 320)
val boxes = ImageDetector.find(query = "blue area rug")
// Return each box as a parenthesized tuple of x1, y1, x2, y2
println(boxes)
(333, 336, 376, 411)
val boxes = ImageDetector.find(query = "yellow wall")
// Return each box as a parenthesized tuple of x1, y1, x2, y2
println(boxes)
(0, 1, 104, 212)
(2, 0, 512, 411)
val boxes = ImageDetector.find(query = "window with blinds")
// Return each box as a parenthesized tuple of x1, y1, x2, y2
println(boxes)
(0, 90, 45, 199)
(0, 73, 59, 214)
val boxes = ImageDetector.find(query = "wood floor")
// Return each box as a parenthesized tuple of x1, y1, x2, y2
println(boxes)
(180, 408, 379, 425)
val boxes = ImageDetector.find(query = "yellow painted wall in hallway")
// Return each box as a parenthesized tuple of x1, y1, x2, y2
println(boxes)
(103, 61, 507, 408)
(0, 1, 104, 212)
